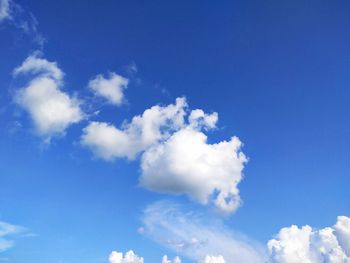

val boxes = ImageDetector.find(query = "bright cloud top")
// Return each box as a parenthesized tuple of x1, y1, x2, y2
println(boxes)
(109, 250, 144, 263)
(0, 0, 11, 22)
(141, 201, 265, 263)
(81, 97, 246, 213)
(14, 53, 83, 140)
(140, 118, 246, 213)
(268, 216, 350, 263)
(0, 220, 26, 253)
(88, 72, 128, 106)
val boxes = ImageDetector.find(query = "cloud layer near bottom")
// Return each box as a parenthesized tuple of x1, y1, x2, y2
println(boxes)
(139, 201, 266, 263)
(109, 201, 350, 263)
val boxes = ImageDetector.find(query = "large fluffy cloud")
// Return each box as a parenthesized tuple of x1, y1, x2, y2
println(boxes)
(88, 72, 128, 106)
(81, 97, 186, 160)
(140, 103, 246, 213)
(14, 53, 84, 140)
(140, 127, 246, 213)
(0, 0, 11, 22)
(141, 201, 266, 263)
(82, 97, 246, 213)
(268, 216, 350, 263)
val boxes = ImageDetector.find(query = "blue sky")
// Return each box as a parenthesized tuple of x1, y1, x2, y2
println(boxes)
(0, 0, 350, 263)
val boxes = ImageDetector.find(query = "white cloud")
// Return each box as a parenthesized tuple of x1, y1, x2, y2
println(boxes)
(202, 255, 226, 263)
(14, 53, 83, 140)
(334, 216, 350, 256)
(109, 250, 144, 263)
(108, 250, 182, 263)
(0, 0, 11, 22)
(140, 128, 246, 213)
(82, 97, 246, 213)
(88, 72, 128, 106)
(268, 216, 350, 263)
(0, 221, 26, 253)
(141, 201, 266, 263)
(162, 255, 181, 263)
(107, 249, 227, 263)
(81, 97, 186, 160)
(140, 103, 245, 213)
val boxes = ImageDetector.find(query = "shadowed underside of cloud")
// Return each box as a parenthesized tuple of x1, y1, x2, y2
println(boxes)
(81, 98, 247, 214)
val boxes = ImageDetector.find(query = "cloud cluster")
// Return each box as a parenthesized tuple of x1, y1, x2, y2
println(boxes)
(141, 201, 265, 263)
(82, 97, 246, 213)
(0, 0, 11, 22)
(268, 216, 350, 263)
(108, 250, 182, 263)
(14, 53, 83, 141)
(88, 72, 128, 106)
(0, 220, 25, 253)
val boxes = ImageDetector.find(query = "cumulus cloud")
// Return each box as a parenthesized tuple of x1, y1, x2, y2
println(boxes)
(14, 53, 83, 140)
(82, 97, 246, 213)
(88, 72, 128, 106)
(140, 127, 246, 213)
(0, 0, 11, 22)
(141, 201, 266, 263)
(81, 97, 186, 160)
(0, 220, 26, 253)
(140, 101, 245, 213)
(109, 250, 144, 263)
(268, 216, 350, 263)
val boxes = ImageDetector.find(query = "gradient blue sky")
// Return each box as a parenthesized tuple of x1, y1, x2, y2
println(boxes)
(0, 1, 349, 262)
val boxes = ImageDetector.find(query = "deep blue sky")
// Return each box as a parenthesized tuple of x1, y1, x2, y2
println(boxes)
(0, 1, 350, 262)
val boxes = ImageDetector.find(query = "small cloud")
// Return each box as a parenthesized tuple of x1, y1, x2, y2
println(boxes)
(0, 220, 28, 253)
(0, 0, 11, 22)
(13, 52, 84, 141)
(88, 72, 129, 106)
(0, 0, 45, 47)
(137, 227, 145, 234)
(125, 61, 138, 75)
(109, 250, 144, 263)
